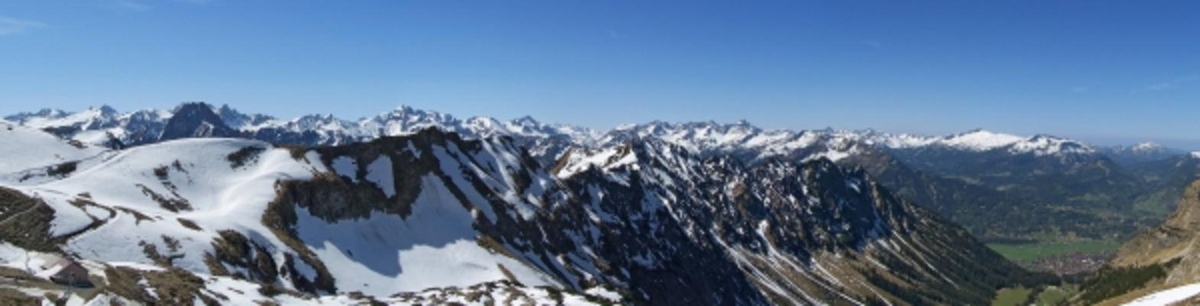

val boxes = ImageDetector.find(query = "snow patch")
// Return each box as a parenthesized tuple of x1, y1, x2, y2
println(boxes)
(0, 122, 105, 176)
(365, 156, 395, 198)
(332, 156, 358, 182)
(294, 175, 556, 296)
(1124, 282, 1200, 306)
(938, 130, 1024, 151)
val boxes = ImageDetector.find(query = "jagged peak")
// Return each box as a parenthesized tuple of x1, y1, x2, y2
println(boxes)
(292, 113, 345, 125)
(554, 137, 696, 179)
(91, 105, 119, 115)
(511, 115, 540, 126)
(376, 104, 458, 124)
(391, 104, 439, 116)
(16, 108, 70, 118)
(172, 101, 217, 113)
(394, 104, 416, 112)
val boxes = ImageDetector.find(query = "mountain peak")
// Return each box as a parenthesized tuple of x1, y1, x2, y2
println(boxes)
(173, 101, 217, 113)
(159, 102, 238, 141)
(92, 105, 119, 115)
(513, 115, 539, 125)
(392, 104, 427, 115)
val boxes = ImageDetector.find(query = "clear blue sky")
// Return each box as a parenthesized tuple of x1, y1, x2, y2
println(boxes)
(1, 0, 1198, 147)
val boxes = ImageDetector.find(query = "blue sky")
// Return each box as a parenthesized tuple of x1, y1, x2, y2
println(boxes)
(1, 0, 1198, 147)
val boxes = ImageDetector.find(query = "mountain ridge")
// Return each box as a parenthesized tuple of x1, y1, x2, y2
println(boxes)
(10, 102, 1189, 243)
(8, 103, 1173, 162)
(0, 120, 1050, 304)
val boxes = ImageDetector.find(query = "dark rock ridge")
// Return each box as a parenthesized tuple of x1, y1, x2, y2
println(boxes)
(158, 102, 240, 141)
(255, 129, 1047, 305)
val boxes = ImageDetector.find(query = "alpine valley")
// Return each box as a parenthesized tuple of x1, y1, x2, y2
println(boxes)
(2, 102, 1198, 305)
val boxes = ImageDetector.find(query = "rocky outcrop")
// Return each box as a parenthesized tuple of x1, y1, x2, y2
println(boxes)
(158, 102, 239, 141)
(1075, 180, 1200, 305)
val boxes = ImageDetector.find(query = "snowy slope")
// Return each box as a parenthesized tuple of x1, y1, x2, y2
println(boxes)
(294, 175, 557, 296)
(10, 136, 559, 296)
(0, 121, 106, 176)
(0, 129, 617, 303)
(1124, 282, 1200, 306)
(1, 244, 613, 306)
(14, 139, 321, 278)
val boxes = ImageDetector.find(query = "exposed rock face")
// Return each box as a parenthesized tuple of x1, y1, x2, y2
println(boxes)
(1111, 180, 1200, 274)
(158, 102, 239, 141)
(1075, 180, 1200, 305)
(557, 139, 1044, 305)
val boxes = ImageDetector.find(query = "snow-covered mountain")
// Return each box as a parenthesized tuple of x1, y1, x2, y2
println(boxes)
(597, 121, 1101, 166)
(552, 137, 1043, 304)
(6, 103, 600, 164)
(0, 117, 1047, 304)
(5, 105, 173, 148)
(1099, 142, 1187, 166)
(877, 129, 1095, 156)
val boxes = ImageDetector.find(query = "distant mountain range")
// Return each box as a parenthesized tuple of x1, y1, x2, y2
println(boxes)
(6, 102, 1189, 164)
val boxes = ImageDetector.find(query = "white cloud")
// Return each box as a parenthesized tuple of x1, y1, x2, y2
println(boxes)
(0, 17, 46, 36)
(1141, 75, 1198, 92)
(115, 0, 151, 12)
(112, 0, 214, 12)
(861, 40, 883, 49)
(1145, 82, 1171, 91)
